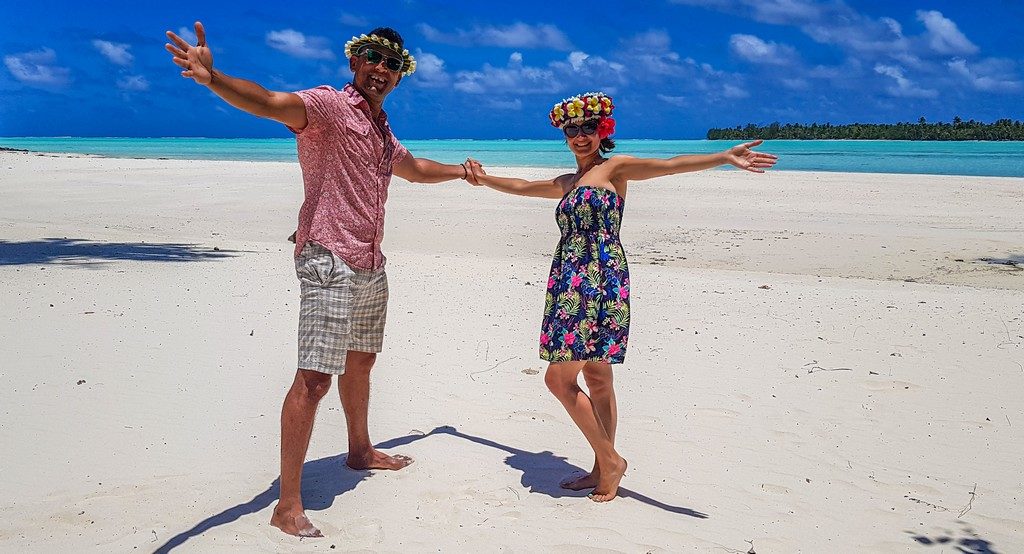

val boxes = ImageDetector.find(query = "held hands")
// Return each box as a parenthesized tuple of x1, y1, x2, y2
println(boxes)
(463, 158, 486, 186)
(165, 22, 214, 85)
(724, 139, 779, 173)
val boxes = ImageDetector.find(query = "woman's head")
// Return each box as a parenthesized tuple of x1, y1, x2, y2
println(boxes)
(549, 92, 616, 155)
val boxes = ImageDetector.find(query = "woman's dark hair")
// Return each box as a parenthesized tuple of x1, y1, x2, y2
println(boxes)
(600, 138, 616, 154)
(368, 27, 404, 50)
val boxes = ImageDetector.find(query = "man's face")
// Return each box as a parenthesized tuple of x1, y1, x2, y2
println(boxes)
(349, 46, 403, 103)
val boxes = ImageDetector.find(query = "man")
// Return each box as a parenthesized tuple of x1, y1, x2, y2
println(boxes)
(165, 22, 473, 538)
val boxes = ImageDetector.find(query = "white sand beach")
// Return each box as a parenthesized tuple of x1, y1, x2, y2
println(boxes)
(1, 151, 1022, 552)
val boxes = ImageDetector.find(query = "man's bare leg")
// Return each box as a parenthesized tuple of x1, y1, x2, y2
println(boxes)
(561, 361, 618, 490)
(545, 362, 627, 502)
(339, 351, 413, 470)
(271, 369, 332, 537)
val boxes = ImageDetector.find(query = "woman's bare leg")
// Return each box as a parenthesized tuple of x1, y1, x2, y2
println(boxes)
(560, 361, 618, 490)
(545, 361, 626, 502)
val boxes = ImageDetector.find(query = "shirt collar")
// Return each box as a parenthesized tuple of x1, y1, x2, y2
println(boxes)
(343, 83, 390, 127)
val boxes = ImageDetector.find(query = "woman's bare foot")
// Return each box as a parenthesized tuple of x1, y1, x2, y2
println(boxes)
(345, 449, 414, 471)
(560, 466, 600, 491)
(270, 508, 323, 538)
(588, 458, 627, 503)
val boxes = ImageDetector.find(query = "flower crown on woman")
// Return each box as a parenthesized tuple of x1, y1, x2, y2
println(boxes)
(343, 33, 417, 76)
(549, 92, 616, 138)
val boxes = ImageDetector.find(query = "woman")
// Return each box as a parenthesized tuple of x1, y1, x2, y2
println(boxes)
(466, 92, 777, 502)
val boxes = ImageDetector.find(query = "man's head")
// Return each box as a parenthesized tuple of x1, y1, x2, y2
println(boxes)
(344, 27, 416, 105)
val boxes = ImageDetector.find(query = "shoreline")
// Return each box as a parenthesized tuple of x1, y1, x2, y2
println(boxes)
(3, 149, 1024, 181)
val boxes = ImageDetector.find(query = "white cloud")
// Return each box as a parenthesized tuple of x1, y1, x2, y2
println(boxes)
(92, 40, 133, 66)
(948, 58, 1022, 93)
(418, 23, 573, 50)
(874, 64, 937, 98)
(916, 10, 979, 55)
(729, 34, 798, 65)
(657, 94, 688, 106)
(568, 51, 589, 71)
(3, 48, 70, 88)
(453, 53, 558, 94)
(339, 13, 370, 28)
(266, 29, 335, 60)
(409, 49, 450, 88)
(117, 75, 149, 91)
(722, 84, 750, 98)
(485, 97, 523, 110)
(177, 26, 198, 45)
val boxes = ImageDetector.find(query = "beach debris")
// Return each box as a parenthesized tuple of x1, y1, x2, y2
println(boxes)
(803, 361, 854, 374)
(76, 379, 86, 385)
(469, 356, 515, 381)
(957, 484, 977, 518)
(758, 284, 770, 289)
(249, 330, 254, 336)
(522, 368, 539, 375)
(84, 311, 94, 315)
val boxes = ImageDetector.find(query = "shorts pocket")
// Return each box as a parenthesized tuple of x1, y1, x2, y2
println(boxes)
(295, 243, 337, 286)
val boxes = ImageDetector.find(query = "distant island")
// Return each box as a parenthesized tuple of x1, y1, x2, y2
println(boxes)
(707, 117, 1024, 141)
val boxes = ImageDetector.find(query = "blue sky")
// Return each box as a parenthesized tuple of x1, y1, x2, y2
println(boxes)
(1, 0, 1021, 139)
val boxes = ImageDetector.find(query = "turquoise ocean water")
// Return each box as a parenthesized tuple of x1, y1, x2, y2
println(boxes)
(1, 137, 1023, 177)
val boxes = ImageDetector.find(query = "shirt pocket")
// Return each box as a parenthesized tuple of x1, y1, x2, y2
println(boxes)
(342, 118, 380, 170)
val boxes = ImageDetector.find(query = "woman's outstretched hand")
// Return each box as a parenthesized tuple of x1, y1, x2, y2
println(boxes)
(465, 158, 486, 185)
(165, 22, 214, 85)
(724, 139, 778, 173)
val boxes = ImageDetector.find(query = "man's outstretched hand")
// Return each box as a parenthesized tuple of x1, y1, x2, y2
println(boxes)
(165, 22, 213, 85)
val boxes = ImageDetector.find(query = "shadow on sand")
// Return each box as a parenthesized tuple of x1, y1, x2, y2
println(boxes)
(0, 238, 238, 267)
(907, 525, 1001, 554)
(155, 426, 707, 552)
(977, 255, 1024, 270)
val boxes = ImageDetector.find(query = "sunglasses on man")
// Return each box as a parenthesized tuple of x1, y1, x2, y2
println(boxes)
(357, 47, 404, 73)
(562, 120, 600, 139)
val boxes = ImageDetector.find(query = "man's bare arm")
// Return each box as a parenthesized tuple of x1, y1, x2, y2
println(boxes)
(165, 21, 307, 130)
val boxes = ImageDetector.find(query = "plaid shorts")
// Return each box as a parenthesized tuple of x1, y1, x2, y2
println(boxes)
(295, 242, 388, 375)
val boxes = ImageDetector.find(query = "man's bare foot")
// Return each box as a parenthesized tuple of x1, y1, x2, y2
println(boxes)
(270, 507, 323, 538)
(588, 458, 627, 503)
(560, 470, 599, 491)
(345, 449, 413, 470)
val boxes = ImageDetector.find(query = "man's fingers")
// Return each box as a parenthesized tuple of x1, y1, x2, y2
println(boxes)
(195, 21, 206, 47)
(171, 57, 190, 69)
(165, 44, 187, 58)
(165, 30, 192, 51)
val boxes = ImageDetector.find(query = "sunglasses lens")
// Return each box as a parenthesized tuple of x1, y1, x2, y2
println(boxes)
(563, 125, 580, 138)
(581, 121, 599, 135)
(385, 58, 403, 72)
(364, 49, 382, 63)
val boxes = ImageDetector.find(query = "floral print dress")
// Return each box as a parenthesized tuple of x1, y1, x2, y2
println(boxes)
(540, 185, 629, 364)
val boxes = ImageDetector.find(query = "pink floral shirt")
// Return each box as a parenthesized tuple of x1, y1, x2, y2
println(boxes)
(289, 84, 410, 270)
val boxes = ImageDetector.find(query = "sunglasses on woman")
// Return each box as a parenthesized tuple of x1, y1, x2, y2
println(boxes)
(358, 47, 404, 73)
(562, 120, 600, 138)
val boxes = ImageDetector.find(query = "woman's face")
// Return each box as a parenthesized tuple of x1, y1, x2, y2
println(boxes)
(562, 118, 601, 157)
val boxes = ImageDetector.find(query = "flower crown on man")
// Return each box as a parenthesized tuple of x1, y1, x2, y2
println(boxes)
(549, 92, 616, 139)
(343, 28, 417, 76)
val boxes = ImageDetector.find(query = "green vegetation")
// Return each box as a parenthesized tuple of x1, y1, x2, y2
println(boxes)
(707, 117, 1024, 141)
